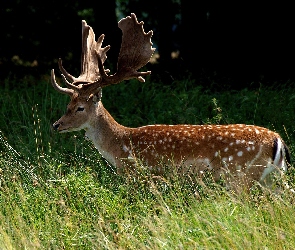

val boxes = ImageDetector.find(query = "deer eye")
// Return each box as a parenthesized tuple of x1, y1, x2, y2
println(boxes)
(76, 106, 85, 112)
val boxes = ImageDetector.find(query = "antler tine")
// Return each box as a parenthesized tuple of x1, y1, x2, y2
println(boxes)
(58, 58, 78, 83)
(51, 69, 74, 96)
(96, 34, 111, 64)
(61, 74, 80, 91)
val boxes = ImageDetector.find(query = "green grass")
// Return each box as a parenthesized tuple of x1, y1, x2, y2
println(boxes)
(0, 75, 295, 249)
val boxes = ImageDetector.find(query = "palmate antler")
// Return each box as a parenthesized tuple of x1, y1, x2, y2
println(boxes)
(51, 13, 155, 97)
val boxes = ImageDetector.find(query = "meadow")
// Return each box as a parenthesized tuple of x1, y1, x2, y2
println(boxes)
(0, 74, 295, 249)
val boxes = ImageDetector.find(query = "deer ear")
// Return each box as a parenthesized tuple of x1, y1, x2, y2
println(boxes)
(92, 87, 102, 104)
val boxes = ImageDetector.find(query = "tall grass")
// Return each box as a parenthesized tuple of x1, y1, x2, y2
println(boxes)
(0, 75, 295, 249)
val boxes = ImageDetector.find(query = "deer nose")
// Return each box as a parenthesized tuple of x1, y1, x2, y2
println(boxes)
(53, 122, 60, 130)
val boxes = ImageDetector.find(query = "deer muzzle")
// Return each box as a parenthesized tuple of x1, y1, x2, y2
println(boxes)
(53, 121, 61, 131)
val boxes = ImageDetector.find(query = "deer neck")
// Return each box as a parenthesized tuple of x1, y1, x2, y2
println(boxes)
(84, 101, 130, 166)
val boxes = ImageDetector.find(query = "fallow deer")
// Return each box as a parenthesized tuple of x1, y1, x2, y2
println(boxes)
(51, 13, 291, 192)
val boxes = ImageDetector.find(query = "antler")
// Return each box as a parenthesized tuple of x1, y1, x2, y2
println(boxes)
(96, 13, 155, 87)
(51, 13, 155, 96)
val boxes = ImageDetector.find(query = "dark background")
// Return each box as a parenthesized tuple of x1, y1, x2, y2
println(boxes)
(1, 1, 295, 88)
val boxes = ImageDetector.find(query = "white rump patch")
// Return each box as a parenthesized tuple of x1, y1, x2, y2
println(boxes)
(273, 138, 287, 172)
(273, 138, 282, 167)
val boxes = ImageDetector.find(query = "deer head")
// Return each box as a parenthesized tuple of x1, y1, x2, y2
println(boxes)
(51, 13, 155, 133)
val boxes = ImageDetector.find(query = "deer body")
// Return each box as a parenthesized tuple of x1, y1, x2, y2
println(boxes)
(51, 13, 290, 191)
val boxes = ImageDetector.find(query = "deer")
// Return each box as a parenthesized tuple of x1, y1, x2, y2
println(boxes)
(51, 13, 291, 193)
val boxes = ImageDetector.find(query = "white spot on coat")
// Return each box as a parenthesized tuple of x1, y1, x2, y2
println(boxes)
(237, 151, 243, 157)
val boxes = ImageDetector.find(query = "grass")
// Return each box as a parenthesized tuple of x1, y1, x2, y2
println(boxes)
(0, 74, 295, 249)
